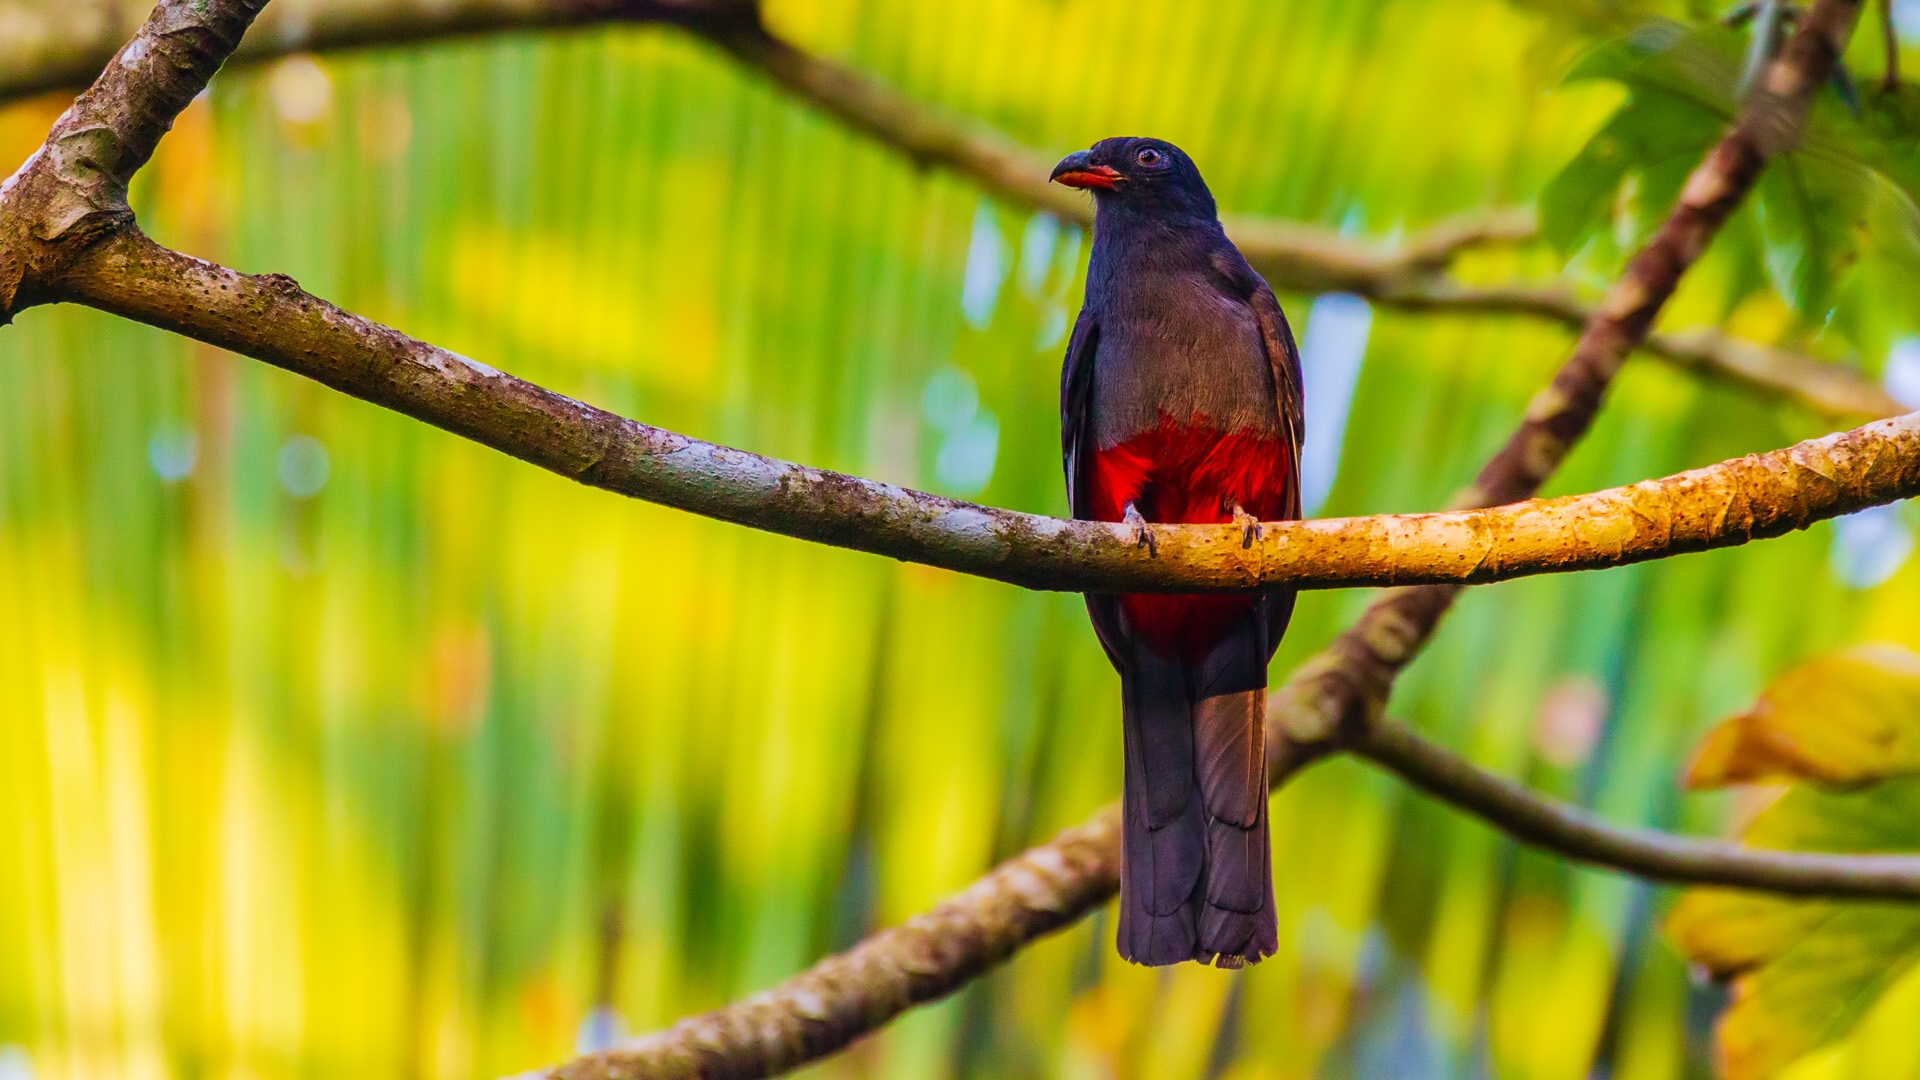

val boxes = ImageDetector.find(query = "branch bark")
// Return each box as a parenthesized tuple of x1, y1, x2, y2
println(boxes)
(0, 0, 1894, 420)
(1355, 717, 1920, 899)
(30, 230, 1920, 598)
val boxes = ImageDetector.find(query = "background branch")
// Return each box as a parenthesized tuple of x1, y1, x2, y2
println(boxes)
(1357, 717, 1920, 899)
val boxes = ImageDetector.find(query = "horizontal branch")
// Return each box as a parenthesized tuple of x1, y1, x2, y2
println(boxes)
(1356, 717, 1920, 899)
(0, 0, 1892, 420)
(32, 233, 1920, 599)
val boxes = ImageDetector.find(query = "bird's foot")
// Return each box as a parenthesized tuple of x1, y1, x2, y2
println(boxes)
(1123, 503, 1158, 558)
(1232, 504, 1262, 550)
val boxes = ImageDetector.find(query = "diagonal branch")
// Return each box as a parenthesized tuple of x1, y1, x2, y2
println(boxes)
(0, 0, 1895, 420)
(552, 719, 1920, 1080)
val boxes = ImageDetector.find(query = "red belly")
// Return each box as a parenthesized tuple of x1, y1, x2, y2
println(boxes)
(1088, 415, 1295, 660)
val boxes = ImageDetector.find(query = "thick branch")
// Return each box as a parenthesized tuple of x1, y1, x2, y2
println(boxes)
(1, 0, 1891, 420)
(1357, 717, 1920, 899)
(35, 234, 1920, 599)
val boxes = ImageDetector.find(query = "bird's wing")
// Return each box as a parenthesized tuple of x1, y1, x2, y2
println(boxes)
(1061, 304, 1101, 518)
(1210, 248, 1304, 516)
(1060, 305, 1131, 669)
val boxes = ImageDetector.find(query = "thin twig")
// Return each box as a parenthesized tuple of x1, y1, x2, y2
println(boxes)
(1357, 717, 1920, 898)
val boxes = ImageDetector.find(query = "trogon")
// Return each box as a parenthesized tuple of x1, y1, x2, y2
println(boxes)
(1051, 137, 1304, 967)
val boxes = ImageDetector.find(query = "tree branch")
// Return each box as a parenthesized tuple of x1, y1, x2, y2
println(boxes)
(1374, 276, 1904, 420)
(0, 0, 1894, 421)
(26, 230, 1920, 598)
(1356, 717, 1920, 899)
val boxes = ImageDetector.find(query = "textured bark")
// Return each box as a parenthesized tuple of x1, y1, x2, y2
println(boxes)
(1271, 0, 1866, 750)
(41, 233, 1920, 597)
(0, 0, 269, 315)
(0, 0, 1892, 419)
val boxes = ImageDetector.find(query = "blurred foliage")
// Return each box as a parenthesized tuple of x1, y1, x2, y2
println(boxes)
(3, 2, 1920, 1080)
(1673, 644, 1920, 1079)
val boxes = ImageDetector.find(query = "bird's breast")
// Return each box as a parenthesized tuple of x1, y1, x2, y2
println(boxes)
(1088, 273, 1278, 451)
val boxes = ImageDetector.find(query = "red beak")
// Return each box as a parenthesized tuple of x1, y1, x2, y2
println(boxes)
(1050, 151, 1123, 190)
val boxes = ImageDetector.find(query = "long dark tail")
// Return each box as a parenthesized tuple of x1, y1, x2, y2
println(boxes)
(1116, 615, 1279, 967)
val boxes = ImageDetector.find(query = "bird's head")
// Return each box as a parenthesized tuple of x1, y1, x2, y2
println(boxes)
(1049, 137, 1216, 220)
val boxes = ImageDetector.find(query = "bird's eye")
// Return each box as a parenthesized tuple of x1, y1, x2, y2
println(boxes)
(1135, 147, 1164, 167)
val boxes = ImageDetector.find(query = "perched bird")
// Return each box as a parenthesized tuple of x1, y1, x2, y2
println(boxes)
(1052, 137, 1303, 968)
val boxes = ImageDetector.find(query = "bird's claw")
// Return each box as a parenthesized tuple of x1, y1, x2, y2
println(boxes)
(1232, 504, 1262, 550)
(1123, 503, 1158, 558)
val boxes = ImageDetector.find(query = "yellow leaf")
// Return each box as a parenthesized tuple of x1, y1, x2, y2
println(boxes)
(1666, 889, 1826, 979)
(1685, 645, 1920, 789)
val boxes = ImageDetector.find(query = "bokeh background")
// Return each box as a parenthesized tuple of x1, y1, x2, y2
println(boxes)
(7, 1, 1920, 1078)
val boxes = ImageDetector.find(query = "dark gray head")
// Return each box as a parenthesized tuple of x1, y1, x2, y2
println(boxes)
(1049, 137, 1218, 222)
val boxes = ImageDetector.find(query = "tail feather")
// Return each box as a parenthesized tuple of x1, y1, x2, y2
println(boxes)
(1116, 612, 1278, 967)
(1118, 646, 1205, 963)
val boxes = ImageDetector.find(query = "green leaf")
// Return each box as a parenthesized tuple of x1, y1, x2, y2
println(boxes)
(1540, 89, 1725, 254)
(1754, 152, 1872, 322)
(1685, 645, 1920, 789)
(1542, 22, 1737, 255)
